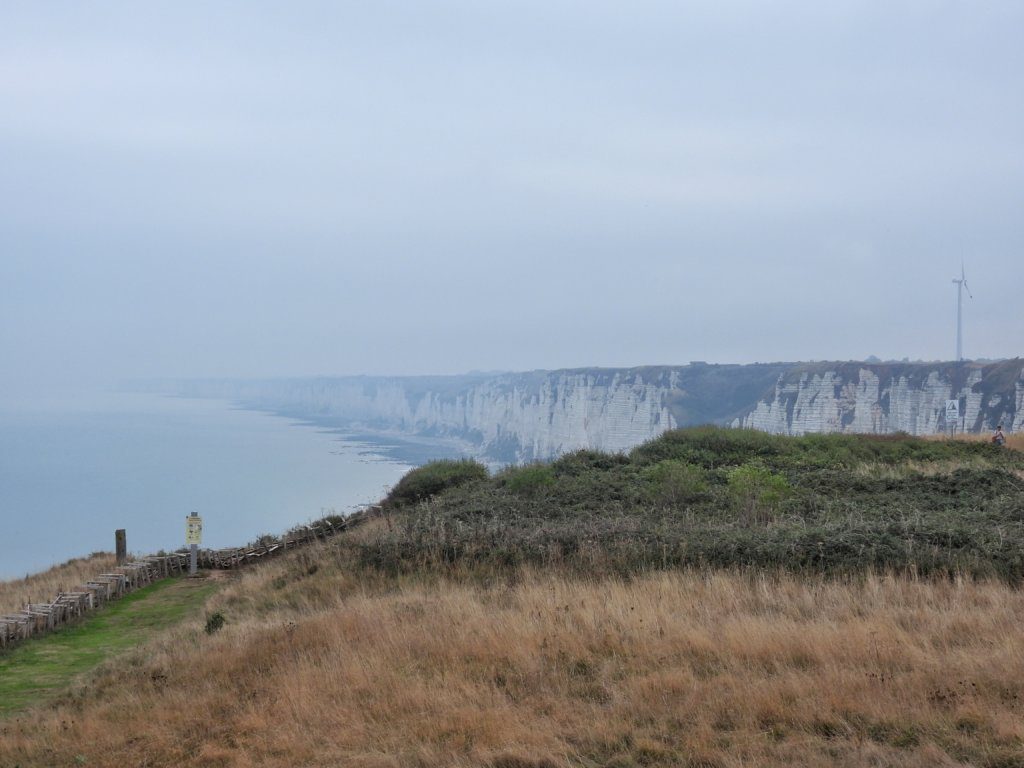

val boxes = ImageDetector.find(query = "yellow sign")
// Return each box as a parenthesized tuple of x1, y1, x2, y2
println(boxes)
(185, 515, 203, 545)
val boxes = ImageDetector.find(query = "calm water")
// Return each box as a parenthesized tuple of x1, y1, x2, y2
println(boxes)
(0, 393, 411, 579)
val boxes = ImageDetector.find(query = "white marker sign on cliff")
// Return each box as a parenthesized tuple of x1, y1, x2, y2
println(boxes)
(945, 400, 960, 427)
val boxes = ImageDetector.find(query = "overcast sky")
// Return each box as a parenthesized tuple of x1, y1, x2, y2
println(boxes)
(1, 1, 1021, 392)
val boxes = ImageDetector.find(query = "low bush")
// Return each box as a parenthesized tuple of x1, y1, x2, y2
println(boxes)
(204, 612, 225, 634)
(501, 464, 556, 498)
(726, 464, 793, 524)
(552, 449, 630, 475)
(385, 459, 489, 507)
(643, 460, 708, 506)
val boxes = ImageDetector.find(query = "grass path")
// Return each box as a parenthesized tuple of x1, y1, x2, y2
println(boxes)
(0, 576, 218, 714)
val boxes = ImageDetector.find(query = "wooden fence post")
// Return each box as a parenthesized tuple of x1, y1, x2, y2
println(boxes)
(115, 529, 127, 566)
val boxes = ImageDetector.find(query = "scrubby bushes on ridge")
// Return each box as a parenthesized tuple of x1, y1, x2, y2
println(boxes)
(365, 428, 1024, 580)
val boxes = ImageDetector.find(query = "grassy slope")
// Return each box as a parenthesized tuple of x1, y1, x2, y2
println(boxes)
(0, 576, 217, 713)
(1, 538, 1021, 768)
(2, 430, 1023, 767)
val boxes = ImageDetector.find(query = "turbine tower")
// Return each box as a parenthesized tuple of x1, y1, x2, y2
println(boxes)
(953, 264, 972, 361)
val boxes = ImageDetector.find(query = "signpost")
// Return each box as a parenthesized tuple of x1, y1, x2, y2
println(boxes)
(185, 512, 203, 576)
(945, 399, 960, 435)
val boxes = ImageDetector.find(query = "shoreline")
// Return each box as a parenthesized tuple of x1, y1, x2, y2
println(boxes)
(0, 394, 411, 581)
(225, 403, 481, 467)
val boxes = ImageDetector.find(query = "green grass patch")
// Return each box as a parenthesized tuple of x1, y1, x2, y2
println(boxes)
(0, 577, 218, 714)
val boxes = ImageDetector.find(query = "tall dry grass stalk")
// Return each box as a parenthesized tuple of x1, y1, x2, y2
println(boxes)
(2, 550, 1022, 767)
(0, 552, 116, 615)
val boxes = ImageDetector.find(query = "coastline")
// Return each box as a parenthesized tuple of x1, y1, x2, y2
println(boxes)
(0, 393, 412, 581)
(224, 404, 480, 468)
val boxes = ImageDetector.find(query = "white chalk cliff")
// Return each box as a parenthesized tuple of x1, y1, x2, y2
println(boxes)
(169, 370, 684, 462)
(164, 360, 1022, 462)
(739, 361, 1024, 436)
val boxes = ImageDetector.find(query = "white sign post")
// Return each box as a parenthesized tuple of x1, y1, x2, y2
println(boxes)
(186, 512, 203, 576)
(945, 400, 960, 435)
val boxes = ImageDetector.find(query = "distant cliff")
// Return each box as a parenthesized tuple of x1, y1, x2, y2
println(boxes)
(739, 359, 1024, 436)
(162, 359, 1022, 462)
(163, 364, 788, 462)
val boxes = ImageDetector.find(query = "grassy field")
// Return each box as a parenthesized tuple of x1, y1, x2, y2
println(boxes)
(2, 429, 1022, 767)
(0, 552, 116, 616)
(0, 540, 1021, 767)
(0, 576, 218, 714)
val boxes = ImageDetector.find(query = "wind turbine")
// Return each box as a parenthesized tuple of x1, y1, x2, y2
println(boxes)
(953, 264, 973, 361)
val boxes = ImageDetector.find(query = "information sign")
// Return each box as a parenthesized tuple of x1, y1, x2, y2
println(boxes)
(185, 514, 203, 545)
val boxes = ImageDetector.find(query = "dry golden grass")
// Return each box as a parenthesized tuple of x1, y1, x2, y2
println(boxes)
(0, 552, 116, 615)
(925, 431, 1024, 452)
(851, 457, 998, 479)
(921, 433, 1024, 479)
(1003, 432, 1024, 452)
(2, 543, 1022, 768)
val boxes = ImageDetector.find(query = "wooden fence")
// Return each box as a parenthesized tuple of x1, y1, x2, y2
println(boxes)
(0, 509, 372, 651)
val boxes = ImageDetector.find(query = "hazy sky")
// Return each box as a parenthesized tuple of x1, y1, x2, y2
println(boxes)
(2, 1, 1021, 391)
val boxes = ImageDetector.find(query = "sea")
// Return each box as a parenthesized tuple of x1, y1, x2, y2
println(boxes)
(0, 391, 414, 580)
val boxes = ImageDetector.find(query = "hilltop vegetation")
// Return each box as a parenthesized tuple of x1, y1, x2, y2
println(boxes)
(367, 428, 1024, 580)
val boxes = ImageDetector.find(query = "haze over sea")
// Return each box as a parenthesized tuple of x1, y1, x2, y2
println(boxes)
(0, 392, 410, 580)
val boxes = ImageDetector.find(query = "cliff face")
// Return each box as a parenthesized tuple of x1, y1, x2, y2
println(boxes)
(739, 359, 1024, 436)
(167, 364, 789, 462)
(165, 359, 1022, 462)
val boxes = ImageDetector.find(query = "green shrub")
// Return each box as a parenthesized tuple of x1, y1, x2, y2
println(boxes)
(644, 460, 708, 505)
(501, 464, 557, 498)
(205, 612, 225, 634)
(631, 426, 783, 468)
(385, 459, 489, 507)
(726, 464, 792, 524)
(552, 449, 630, 476)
